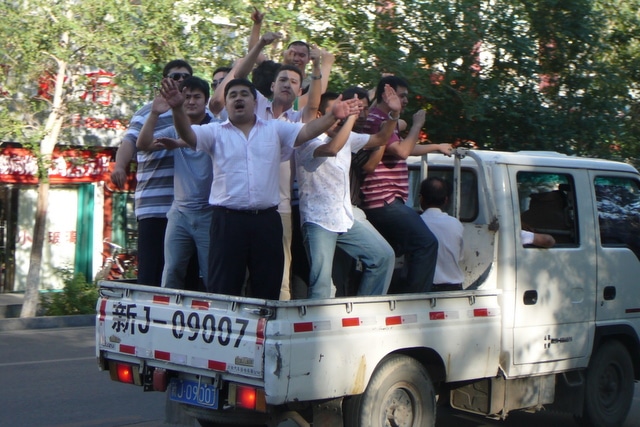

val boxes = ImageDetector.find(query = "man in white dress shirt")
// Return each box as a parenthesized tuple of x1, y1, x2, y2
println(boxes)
(159, 77, 359, 299)
(419, 177, 465, 291)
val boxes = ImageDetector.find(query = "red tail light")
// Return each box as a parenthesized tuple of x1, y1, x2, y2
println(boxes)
(117, 363, 134, 384)
(229, 383, 266, 412)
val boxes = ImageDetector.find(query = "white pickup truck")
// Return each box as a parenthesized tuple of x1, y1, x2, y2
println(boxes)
(96, 149, 640, 427)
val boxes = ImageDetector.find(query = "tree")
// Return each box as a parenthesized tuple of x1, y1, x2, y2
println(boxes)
(0, 0, 198, 316)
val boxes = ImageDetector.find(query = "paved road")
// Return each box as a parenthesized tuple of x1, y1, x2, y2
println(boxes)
(1, 326, 638, 427)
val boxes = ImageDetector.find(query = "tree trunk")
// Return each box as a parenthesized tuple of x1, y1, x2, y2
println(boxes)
(20, 182, 49, 317)
(20, 37, 68, 317)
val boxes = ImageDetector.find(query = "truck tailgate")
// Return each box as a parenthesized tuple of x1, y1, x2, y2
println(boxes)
(96, 282, 267, 380)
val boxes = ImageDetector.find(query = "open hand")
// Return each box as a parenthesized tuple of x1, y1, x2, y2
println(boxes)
(331, 95, 361, 120)
(382, 84, 401, 114)
(151, 93, 171, 115)
(160, 78, 185, 109)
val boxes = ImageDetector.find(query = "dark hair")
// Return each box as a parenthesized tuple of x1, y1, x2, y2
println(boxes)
(375, 75, 409, 104)
(420, 176, 450, 208)
(287, 41, 310, 54)
(163, 60, 193, 77)
(273, 65, 303, 83)
(212, 66, 232, 77)
(342, 86, 370, 105)
(319, 92, 340, 116)
(179, 76, 210, 102)
(251, 60, 281, 98)
(224, 78, 257, 100)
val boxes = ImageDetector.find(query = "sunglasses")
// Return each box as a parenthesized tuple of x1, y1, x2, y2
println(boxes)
(167, 72, 191, 81)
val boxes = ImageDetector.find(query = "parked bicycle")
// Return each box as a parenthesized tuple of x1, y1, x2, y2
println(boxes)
(95, 239, 137, 281)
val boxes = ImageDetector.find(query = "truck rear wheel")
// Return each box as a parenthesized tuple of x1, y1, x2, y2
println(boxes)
(343, 354, 436, 427)
(581, 340, 634, 427)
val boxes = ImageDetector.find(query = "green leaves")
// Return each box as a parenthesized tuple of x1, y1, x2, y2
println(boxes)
(0, 0, 638, 163)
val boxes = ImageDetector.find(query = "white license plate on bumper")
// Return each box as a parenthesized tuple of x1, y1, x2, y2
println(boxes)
(169, 378, 219, 409)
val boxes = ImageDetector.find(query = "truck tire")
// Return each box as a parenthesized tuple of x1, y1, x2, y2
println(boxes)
(343, 354, 436, 427)
(581, 340, 634, 427)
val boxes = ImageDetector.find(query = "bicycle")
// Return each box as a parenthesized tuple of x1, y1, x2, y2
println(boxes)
(95, 239, 132, 281)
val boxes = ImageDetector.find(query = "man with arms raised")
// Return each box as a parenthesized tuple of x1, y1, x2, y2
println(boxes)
(137, 76, 214, 290)
(159, 78, 359, 299)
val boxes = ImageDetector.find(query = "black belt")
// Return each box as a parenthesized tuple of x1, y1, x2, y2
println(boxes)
(214, 206, 278, 215)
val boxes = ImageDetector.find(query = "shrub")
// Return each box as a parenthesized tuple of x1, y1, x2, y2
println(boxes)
(41, 269, 98, 316)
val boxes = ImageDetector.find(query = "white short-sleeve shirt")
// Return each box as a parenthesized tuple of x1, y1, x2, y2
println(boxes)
(296, 132, 370, 232)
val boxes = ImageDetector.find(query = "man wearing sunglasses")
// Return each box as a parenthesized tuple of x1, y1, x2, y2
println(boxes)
(110, 59, 198, 288)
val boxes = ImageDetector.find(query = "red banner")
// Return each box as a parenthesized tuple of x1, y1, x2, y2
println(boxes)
(0, 145, 115, 184)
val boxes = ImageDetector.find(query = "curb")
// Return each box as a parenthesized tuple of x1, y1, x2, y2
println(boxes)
(0, 314, 95, 332)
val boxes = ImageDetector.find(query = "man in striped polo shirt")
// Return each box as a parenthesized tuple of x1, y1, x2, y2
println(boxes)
(360, 76, 453, 294)
(110, 60, 193, 287)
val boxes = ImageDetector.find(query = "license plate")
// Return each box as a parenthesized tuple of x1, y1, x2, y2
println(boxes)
(169, 378, 219, 409)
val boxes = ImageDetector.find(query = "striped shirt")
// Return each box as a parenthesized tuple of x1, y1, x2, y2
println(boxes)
(360, 107, 408, 209)
(124, 103, 176, 219)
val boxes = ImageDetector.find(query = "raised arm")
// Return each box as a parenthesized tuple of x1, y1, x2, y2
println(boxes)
(385, 109, 427, 159)
(137, 94, 171, 151)
(160, 78, 196, 148)
(313, 115, 357, 157)
(298, 49, 334, 111)
(209, 31, 282, 114)
(301, 46, 323, 123)
(295, 96, 360, 146)
(363, 84, 401, 149)
(248, 7, 266, 63)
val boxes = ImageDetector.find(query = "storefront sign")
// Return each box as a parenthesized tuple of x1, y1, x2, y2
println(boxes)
(0, 145, 113, 184)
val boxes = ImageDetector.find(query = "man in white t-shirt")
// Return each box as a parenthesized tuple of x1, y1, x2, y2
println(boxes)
(296, 85, 400, 299)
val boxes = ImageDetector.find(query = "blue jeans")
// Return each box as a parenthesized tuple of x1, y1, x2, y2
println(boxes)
(162, 205, 212, 289)
(302, 220, 395, 299)
(364, 198, 438, 293)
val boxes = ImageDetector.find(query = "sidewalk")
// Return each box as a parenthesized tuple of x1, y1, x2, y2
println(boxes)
(0, 292, 95, 332)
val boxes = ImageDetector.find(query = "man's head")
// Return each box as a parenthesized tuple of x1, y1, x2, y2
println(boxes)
(284, 41, 311, 73)
(318, 92, 340, 117)
(179, 76, 210, 122)
(271, 65, 303, 107)
(163, 60, 193, 82)
(252, 60, 281, 98)
(211, 66, 231, 91)
(224, 78, 257, 124)
(317, 92, 342, 138)
(420, 176, 451, 210)
(342, 86, 370, 132)
(375, 76, 409, 111)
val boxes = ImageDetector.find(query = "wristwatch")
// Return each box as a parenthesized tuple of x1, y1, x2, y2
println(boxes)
(388, 111, 400, 121)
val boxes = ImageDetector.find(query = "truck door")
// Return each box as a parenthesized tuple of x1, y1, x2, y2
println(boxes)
(510, 167, 596, 365)
(590, 171, 640, 324)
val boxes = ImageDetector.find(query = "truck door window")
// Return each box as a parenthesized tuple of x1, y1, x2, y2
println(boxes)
(594, 176, 640, 259)
(407, 166, 478, 222)
(517, 172, 578, 246)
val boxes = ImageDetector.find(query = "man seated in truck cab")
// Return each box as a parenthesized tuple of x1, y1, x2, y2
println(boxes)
(518, 174, 577, 246)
